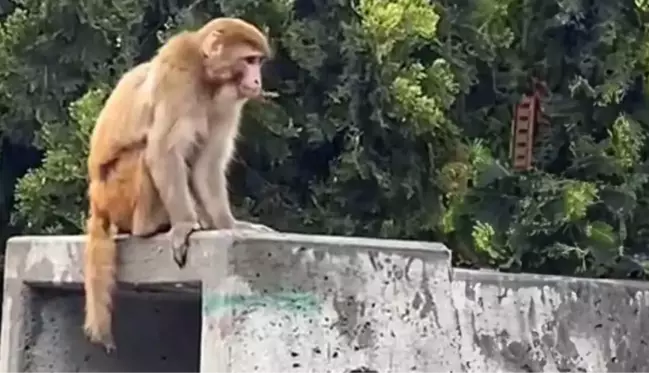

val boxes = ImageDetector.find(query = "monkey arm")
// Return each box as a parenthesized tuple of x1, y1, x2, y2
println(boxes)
(191, 134, 275, 233)
(144, 104, 201, 226)
(191, 134, 236, 229)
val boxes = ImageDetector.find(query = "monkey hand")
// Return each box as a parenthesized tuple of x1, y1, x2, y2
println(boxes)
(234, 220, 276, 233)
(169, 221, 201, 267)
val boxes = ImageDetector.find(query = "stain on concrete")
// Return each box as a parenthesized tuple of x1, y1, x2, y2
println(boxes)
(357, 321, 375, 349)
(413, 264, 436, 323)
(331, 294, 377, 351)
(404, 257, 415, 281)
(348, 367, 378, 373)
(228, 240, 351, 298)
(202, 292, 320, 316)
(368, 251, 382, 272)
(465, 281, 476, 301)
(528, 297, 537, 326)
(415, 287, 433, 319)
(332, 295, 361, 338)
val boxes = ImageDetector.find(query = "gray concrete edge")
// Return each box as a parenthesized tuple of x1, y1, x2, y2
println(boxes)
(3, 231, 450, 285)
(453, 267, 649, 291)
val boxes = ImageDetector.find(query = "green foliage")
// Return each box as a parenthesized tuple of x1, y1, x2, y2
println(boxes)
(12, 87, 107, 233)
(608, 114, 645, 169)
(6, 0, 649, 280)
(0, 0, 162, 247)
(0, 0, 151, 144)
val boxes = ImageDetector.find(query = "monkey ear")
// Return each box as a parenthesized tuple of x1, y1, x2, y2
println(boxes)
(200, 30, 223, 59)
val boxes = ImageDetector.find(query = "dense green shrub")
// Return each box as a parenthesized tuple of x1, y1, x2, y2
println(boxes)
(6, 0, 649, 279)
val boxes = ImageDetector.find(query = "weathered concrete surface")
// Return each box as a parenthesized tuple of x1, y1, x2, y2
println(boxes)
(3, 231, 649, 372)
(452, 269, 649, 372)
(0, 231, 455, 372)
(202, 233, 456, 372)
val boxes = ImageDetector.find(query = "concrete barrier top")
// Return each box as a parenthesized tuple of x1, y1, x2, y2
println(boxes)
(4, 230, 452, 286)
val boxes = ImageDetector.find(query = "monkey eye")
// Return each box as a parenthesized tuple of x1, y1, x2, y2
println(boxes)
(243, 55, 262, 65)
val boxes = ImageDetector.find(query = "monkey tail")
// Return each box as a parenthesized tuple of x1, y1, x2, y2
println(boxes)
(83, 198, 116, 350)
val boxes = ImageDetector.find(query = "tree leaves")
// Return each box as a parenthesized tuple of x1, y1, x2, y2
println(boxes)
(11, 87, 107, 234)
(4, 0, 649, 280)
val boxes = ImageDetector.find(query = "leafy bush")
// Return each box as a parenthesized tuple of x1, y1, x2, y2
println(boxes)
(6, 0, 649, 280)
(12, 87, 107, 233)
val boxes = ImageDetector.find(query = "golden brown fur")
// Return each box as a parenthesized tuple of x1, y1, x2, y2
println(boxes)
(83, 17, 273, 351)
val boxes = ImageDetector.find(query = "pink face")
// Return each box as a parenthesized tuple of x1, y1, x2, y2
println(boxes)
(202, 39, 267, 101)
(201, 29, 269, 100)
(234, 54, 264, 99)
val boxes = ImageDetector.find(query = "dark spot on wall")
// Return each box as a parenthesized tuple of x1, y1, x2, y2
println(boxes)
(349, 367, 378, 373)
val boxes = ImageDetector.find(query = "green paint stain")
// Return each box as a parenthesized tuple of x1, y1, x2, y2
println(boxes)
(203, 292, 320, 316)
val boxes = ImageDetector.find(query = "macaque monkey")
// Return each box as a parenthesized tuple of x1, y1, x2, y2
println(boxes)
(83, 17, 274, 351)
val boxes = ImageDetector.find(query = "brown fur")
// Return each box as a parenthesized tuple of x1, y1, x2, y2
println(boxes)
(83, 17, 272, 352)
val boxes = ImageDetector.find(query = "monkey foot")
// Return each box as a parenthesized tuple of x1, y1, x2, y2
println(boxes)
(198, 217, 211, 230)
(169, 221, 201, 267)
(83, 326, 115, 354)
(103, 341, 116, 354)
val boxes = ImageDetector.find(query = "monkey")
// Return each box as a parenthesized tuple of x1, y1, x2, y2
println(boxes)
(83, 17, 274, 351)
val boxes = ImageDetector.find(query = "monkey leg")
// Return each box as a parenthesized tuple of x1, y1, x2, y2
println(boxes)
(132, 169, 198, 267)
(131, 192, 170, 238)
(191, 188, 212, 230)
(131, 156, 171, 237)
(131, 167, 200, 266)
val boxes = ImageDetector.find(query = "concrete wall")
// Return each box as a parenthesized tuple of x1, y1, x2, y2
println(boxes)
(453, 269, 649, 372)
(1, 231, 648, 372)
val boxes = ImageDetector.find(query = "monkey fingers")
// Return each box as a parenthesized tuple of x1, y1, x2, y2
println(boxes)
(103, 339, 116, 354)
(169, 221, 201, 267)
(84, 326, 115, 354)
(194, 202, 212, 230)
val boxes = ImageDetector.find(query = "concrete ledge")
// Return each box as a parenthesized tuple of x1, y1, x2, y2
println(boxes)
(0, 231, 453, 372)
(4, 231, 449, 285)
(452, 268, 649, 372)
(7, 231, 649, 372)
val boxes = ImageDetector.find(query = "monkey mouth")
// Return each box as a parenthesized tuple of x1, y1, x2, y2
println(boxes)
(238, 86, 262, 99)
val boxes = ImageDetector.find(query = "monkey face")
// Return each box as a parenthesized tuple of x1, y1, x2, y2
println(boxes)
(199, 23, 269, 101)
(234, 52, 264, 99)
(203, 44, 266, 100)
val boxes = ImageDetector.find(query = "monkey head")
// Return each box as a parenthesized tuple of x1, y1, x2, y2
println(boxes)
(198, 18, 271, 102)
